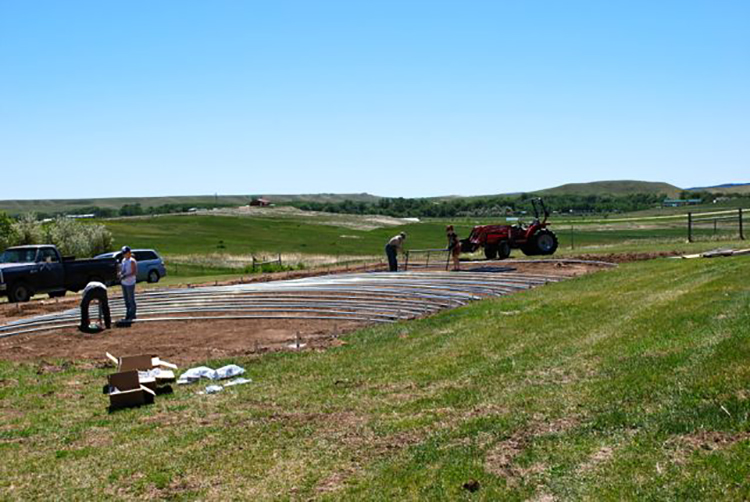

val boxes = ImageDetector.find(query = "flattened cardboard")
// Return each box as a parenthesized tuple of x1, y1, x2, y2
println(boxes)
(107, 370, 156, 410)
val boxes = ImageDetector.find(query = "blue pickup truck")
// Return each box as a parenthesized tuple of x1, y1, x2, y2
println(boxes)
(0, 245, 118, 302)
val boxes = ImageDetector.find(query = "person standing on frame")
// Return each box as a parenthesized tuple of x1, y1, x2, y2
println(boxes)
(119, 246, 138, 321)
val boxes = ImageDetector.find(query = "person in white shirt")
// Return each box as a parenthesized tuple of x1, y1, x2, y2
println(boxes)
(385, 232, 406, 272)
(119, 246, 138, 321)
(79, 281, 111, 332)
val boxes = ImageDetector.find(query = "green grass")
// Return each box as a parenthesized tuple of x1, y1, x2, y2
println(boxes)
(94, 212, 750, 285)
(2, 256, 749, 499)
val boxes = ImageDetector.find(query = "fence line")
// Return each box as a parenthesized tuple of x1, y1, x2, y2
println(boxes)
(687, 208, 746, 242)
(403, 248, 451, 271)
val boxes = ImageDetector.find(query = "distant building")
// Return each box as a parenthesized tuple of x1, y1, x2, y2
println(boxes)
(250, 197, 271, 207)
(662, 198, 702, 207)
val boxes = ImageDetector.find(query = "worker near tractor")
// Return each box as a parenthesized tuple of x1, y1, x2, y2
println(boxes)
(446, 225, 461, 271)
(119, 246, 138, 321)
(385, 232, 406, 272)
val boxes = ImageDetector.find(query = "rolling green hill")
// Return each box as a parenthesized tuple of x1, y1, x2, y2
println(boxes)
(689, 183, 750, 195)
(535, 180, 682, 197)
(0, 193, 381, 215)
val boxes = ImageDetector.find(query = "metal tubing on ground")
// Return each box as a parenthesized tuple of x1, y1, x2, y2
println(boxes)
(0, 268, 572, 337)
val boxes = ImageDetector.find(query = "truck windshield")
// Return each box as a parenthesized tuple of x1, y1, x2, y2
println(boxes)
(0, 249, 38, 263)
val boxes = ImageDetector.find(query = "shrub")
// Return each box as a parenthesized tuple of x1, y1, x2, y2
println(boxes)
(0, 212, 18, 250)
(44, 217, 114, 258)
(12, 213, 43, 245)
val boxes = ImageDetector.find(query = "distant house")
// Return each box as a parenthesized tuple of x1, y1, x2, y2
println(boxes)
(250, 197, 271, 207)
(662, 198, 702, 207)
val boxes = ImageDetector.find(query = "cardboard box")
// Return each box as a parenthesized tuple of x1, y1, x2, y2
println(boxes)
(107, 370, 156, 410)
(106, 352, 178, 386)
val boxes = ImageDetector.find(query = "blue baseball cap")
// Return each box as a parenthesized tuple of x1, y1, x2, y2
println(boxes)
(121, 246, 131, 253)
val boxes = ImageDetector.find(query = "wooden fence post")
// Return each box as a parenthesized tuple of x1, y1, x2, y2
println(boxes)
(687, 212, 693, 243)
(740, 208, 745, 240)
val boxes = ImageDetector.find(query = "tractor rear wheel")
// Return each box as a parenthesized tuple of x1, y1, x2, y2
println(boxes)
(497, 241, 511, 260)
(532, 229, 559, 255)
(484, 245, 498, 260)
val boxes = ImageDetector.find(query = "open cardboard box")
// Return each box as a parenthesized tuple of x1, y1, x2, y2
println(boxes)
(106, 352, 178, 389)
(107, 370, 156, 410)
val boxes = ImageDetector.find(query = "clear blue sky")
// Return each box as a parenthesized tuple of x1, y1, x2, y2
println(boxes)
(1, 1, 748, 199)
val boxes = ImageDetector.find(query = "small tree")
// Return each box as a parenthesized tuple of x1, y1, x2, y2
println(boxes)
(45, 217, 114, 258)
(83, 223, 114, 256)
(0, 211, 17, 250)
(12, 213, 43, 245)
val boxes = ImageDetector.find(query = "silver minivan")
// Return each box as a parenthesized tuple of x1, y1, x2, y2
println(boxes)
(96, 249, 167, 283)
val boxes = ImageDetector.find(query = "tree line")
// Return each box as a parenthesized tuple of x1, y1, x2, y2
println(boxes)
(290, 193, 668, 218)
(291, 191, 750, 218)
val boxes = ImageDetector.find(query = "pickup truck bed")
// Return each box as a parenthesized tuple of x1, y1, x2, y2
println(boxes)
(0, 245, 118, 302)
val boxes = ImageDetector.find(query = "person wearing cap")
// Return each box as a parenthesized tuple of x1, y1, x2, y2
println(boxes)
(118, 246, 138, 321)
(385, 232, 406, 272)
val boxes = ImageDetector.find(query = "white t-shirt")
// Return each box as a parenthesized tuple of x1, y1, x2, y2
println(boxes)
(121, 257, 137, 286)
(83, 281, 106, 295)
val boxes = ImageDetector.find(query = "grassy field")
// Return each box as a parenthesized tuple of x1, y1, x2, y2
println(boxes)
(89, 210, 750, 288)
(99, 212, 749, 274)
(1, 256, 749, 499)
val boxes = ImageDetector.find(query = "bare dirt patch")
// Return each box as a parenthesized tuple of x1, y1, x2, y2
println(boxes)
(485, 417, 579, 482)
(0, 318, 363, 366)
(666, 430, 750, 464)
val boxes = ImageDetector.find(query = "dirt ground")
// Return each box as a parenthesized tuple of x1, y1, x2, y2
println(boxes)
(0, 260, 607, 365)
(0, 318, 363, 366)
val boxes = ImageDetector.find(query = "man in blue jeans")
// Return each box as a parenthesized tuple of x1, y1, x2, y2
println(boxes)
(119, 246, 138, 321)
(385, 232, 406, 272)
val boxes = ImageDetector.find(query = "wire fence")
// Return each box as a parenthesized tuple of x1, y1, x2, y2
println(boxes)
(687, 208, 745, 242)
(402, 248, 451, 271)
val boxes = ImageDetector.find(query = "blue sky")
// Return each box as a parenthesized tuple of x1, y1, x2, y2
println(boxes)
(1, 1, 748, 199)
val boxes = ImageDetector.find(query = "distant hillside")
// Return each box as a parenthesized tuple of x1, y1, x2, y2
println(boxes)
(0, 193, 381, 216)
(687, 183, 750, 195)
(535, 180, 682, 197)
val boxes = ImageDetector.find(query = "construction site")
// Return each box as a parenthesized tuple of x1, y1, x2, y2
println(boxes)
(0, 259, 607, 363)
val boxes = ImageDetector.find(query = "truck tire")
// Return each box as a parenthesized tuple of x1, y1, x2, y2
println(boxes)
(484, 245, 498, 260)
(533, 230, 559, 255)
(9, 283, 32, 303)
(498, 241, 511, 260)
(147, 270, 160, 283)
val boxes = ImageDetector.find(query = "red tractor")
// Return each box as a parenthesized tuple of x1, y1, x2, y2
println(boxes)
(460, 198, 559, 260)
